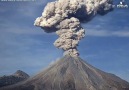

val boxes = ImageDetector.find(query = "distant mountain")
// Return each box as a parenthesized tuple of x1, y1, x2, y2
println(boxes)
(0, 55, 129, 90)
(0, 70, 29, 88)
(13, 70, 29, 79)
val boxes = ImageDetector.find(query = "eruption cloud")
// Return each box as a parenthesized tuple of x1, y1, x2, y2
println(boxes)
(34, 0, 113, 56)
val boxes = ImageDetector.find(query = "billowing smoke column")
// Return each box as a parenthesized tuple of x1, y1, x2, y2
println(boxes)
(34, 0, 113, 56)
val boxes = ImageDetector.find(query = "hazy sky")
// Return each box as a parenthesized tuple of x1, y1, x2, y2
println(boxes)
(0, 0, 129, 81)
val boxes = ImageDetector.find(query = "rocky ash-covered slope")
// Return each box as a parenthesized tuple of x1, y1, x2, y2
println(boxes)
(0, 70, 29, 88)
(0, 55, 129, 90)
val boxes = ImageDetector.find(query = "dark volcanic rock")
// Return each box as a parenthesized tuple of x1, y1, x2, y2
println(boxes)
(0, 55, 129, 90)
(0, 70, 29, 88)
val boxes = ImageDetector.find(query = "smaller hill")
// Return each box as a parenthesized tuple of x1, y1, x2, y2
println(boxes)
(0, 70, 29, 87)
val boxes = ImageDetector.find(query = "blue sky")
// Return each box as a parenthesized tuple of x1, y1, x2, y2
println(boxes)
(0, 0, 129, 82)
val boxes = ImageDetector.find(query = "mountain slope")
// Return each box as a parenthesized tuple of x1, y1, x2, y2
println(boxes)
(1, 55, 129, 90)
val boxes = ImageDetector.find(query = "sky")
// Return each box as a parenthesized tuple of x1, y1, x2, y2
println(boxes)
(0, 0, 129, 82)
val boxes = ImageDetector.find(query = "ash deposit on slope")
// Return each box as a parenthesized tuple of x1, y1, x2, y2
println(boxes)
(1, 55, 129, 90)
(34, 0, 113, 56)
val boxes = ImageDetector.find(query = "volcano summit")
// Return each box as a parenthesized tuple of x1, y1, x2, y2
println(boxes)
(1, 55, 129, 90)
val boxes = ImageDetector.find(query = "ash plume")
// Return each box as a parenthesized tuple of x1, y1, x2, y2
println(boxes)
(34, 0, 113, 56)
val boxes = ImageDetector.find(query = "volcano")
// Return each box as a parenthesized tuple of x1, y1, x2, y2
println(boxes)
(1, 55, 129, 90)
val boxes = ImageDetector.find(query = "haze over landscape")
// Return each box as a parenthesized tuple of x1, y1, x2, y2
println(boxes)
(0, 0, 129, 83)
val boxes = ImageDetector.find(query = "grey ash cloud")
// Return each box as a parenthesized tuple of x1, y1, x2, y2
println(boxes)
(34, 0, 113, 56)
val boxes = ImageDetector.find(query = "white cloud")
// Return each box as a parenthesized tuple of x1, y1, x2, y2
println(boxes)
(86, 29, 129, 37)
(86, 29, 110, 37)
(0, 19, 47, 35)
(112, 31, 129, 37)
